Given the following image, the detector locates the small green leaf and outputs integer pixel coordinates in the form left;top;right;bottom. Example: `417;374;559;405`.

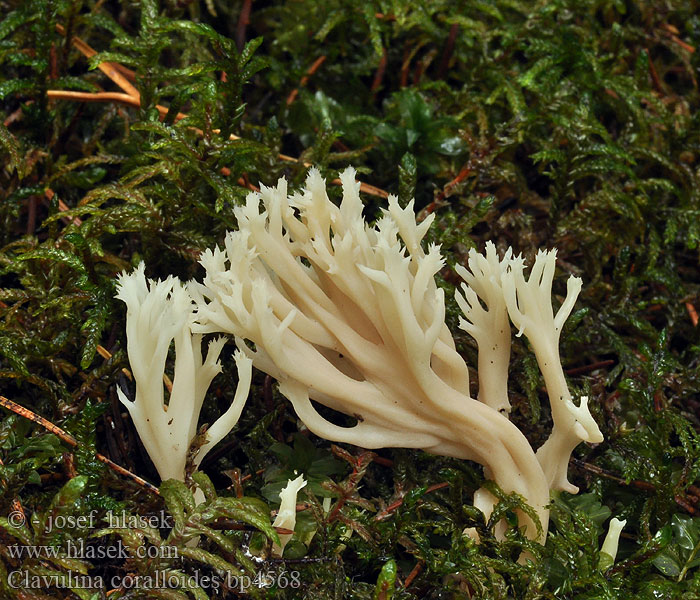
373;559;397;600
0;122;24;179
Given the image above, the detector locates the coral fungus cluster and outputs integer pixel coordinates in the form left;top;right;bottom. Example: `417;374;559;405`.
116;168;602;542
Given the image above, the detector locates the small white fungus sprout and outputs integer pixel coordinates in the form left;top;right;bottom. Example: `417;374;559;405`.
271;474;307;557
599;517;627;570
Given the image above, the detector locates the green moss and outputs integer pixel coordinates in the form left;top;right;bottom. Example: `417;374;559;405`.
1;0;700;597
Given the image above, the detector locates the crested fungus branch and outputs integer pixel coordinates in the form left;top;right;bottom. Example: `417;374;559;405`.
115;263;252;487
455;242;513;414
501;250;603;493
188;168;587;542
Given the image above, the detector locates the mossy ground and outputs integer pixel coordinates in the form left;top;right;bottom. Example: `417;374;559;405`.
1;1;700;598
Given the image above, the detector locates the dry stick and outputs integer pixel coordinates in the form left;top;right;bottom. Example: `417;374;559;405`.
25;196;37;235
51;90;383;198
371;48;388;95
374;482;450;522
436;23;459;80
235;0;253;52
3;103;27;127
434;163;472;204
0;395;160;496
48;188;83;227
570;457;696;514
417;161;475;221
403;560;424;589
52;25;389;199
45;100;251;194
645;48;665;94
97;343;172;395
666;33;696;54
564;359;615;376
47;90;140;108
110;62;136;83
54;24;140;100
400;44;412;87
286;55;327;105
662;23;680;35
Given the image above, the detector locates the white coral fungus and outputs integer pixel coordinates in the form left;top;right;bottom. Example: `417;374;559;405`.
115;263;252;485
187;168;603;542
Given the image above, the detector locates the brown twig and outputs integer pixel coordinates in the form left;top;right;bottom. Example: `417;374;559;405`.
374;482;449;521
0;395;78;446
286;55;327;105
55;23;140;100
52;24;391;199
93;454;158;495
675;495;697;514
571;457;696;514
400;44;411;88
332;177;389;199
412;48;438;86
223;467;265;497
111;62;136;83
434;163;472;204
47;89;141;108
235;0;253;52
25;196;37;235
96;344;130;380
371;48;388;95
437;24;459;79
571;458;654;491
667;34;695;54
565;360;615;376
53;191;83;227
645;48;665;94
235;171;260;193
372;455;394;467
48;87;187;126
3;103;28;127
685;302;698;327
403;560;424;589
0;395;159;496
662;23;680;35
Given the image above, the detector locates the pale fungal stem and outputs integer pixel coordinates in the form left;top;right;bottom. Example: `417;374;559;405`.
501;250;603;493
455;241;513;414
115;264;252;495
271;474;307;557
599;517;627;570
